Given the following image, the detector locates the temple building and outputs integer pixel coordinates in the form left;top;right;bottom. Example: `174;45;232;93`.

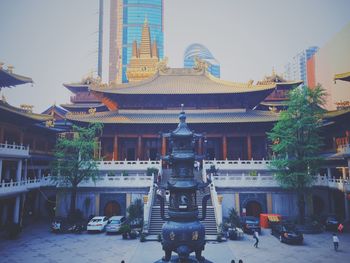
0;64;60;228
126;19;160;83
60;75;107;114
1;59;349;236
257;70;303;111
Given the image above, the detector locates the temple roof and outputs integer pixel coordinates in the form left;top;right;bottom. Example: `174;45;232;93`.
66;108;280;124
42;104;68;118
334;71;350;82
60;103;107;110
0;99;52;122
0;66;33;88
91;68;276;95
63;82;89;93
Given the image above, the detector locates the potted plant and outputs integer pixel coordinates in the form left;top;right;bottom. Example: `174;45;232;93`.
120;224;131;239
129;229;138;239
140;232;146;242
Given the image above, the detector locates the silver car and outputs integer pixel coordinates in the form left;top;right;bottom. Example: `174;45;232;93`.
106;216;126;234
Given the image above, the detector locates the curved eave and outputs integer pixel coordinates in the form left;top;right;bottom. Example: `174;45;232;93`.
63;83;90;93
60;103;106;110
90;69;276;95
334;72;350;82
275;80;303;90
0;69;33;88
66;109;280;124
0;101;52;122
323;109;350;119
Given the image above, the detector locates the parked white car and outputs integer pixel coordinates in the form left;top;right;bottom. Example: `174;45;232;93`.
87;216;109;232
106;216;126;234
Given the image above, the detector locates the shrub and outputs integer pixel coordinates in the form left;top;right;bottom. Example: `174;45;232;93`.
147;167;159;177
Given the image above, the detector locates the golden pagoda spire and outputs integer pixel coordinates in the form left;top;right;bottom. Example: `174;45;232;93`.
139;17;152;58
152;41;158;58
132;40;138;58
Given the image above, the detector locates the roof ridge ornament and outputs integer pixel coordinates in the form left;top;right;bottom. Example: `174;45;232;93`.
156;57;169;73
193;57;208;72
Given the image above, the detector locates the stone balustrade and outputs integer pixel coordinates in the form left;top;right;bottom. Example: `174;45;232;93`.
75;174;154;188
96;159;162;174
203;159;271;171
0;142;29;158
212;173;350;191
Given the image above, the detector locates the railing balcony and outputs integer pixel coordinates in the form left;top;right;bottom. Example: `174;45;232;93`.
0;142;29;158
76;174;154;188
96;159;162;173
211;173;350;192
203;159;271;171
0;180;27;197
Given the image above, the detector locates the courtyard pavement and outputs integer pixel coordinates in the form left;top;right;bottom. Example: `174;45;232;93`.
0;222;349;263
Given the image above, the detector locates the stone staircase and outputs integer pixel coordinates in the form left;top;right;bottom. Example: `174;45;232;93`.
148;170;218;235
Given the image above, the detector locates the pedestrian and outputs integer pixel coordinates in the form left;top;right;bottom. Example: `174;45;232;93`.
253;230;259;248
333;233;339;251
231;260;235;263
238;260;243;263
338;223;344;233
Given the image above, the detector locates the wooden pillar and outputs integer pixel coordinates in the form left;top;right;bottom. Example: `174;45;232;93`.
198;138;203;155
137;136;142;160
266;193;273;213
222;136;227;160
0;126;4;143
113;135;118;160
95;193;100;216
161;137;166;156
19;131;24;145
247;135;252;160
235;193;240;215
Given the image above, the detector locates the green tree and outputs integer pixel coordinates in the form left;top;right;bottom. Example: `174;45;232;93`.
51;123;103;216
268;86;326;224
127;198;144;227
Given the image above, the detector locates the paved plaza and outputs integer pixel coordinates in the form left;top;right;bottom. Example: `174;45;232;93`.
0;222;349;263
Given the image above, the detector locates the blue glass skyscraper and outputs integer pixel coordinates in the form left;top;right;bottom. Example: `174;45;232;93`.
184;43;220;78
109;0;164;83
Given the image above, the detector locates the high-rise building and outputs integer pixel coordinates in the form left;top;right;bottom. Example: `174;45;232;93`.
283;46;319;84
183;43;220;78
109;0;164;84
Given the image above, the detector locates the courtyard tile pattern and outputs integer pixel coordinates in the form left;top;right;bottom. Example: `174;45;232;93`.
0;223;349;263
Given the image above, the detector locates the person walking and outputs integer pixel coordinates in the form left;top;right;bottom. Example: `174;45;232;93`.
333;233;339;251
253;230;259;248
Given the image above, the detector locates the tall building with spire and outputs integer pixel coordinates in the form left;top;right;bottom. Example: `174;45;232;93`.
109;0;164;84
126;19;159;82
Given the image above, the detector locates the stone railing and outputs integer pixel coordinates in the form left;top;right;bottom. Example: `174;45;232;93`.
142;183;155;234
0;142;29;158
76;174;154;188
203;159;271;171
96;159;162;174
0;177;53;197
211;173;350;192
209;181;222;231
212;173;279;188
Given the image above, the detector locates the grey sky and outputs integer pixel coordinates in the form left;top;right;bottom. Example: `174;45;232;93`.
1;0;350;113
